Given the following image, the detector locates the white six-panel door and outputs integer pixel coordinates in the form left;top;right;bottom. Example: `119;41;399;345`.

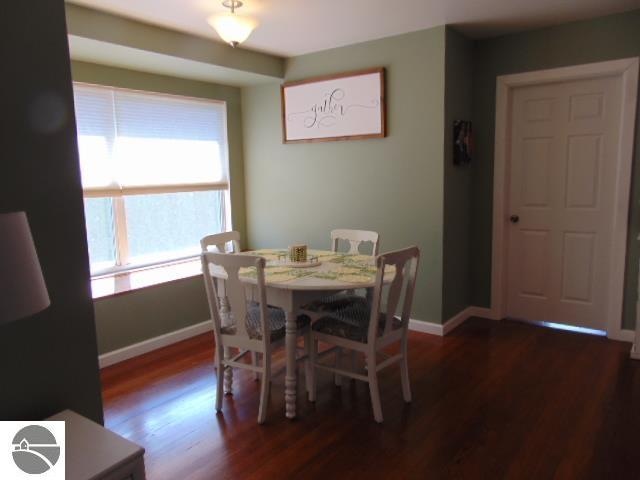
506;76;622;330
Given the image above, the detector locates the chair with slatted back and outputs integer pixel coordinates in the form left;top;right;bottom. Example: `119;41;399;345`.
307;246;420;423
202;252;310;424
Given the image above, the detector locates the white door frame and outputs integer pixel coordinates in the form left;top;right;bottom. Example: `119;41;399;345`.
490;57;639;340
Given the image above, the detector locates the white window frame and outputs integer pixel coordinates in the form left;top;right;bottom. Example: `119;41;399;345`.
74;82;233;277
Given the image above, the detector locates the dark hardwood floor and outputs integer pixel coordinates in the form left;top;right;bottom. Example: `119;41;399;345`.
100;318;640;479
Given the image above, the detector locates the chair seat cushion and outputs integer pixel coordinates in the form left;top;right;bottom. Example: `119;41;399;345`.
312;304;402;343
302;292;369;313
221;303;310;342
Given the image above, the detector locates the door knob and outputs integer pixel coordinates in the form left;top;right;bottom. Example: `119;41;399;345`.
510;215;520;224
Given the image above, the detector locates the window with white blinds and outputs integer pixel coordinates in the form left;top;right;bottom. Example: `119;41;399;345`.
74;83;229;197
73;82;230;277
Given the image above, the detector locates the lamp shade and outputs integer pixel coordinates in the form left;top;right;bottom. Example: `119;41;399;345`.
0;212;50;323
208;13;257;46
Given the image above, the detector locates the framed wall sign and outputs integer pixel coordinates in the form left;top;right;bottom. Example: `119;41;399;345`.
281;67;386;143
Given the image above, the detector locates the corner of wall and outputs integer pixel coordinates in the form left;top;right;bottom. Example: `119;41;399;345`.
442;26;475;321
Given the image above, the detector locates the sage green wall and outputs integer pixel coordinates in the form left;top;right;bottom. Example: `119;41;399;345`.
471;10;640;329
242;27;446;323
93;277;209;354
71;61;245;353
442;28;474;320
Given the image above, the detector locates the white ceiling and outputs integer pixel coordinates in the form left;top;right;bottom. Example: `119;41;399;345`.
68;0;640;57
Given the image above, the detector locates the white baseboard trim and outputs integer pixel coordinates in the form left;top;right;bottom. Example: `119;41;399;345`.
99;320;213;368
467;306;500;320
408;318;445;336
99;309;631;366
607;328;635;343
103;312;473;367
443;306;473;335
408;305;495;337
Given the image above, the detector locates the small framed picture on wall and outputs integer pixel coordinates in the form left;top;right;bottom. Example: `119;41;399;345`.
453;120;473;165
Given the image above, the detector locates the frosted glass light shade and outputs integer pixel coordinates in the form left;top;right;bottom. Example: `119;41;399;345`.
208;13;257;46
0;212;50;323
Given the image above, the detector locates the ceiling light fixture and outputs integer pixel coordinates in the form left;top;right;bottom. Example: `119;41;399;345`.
208;0;257;48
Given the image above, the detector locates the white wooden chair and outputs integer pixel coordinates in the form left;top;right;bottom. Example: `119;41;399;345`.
201;231;264;377
330;229;380;255
202;252;311;424
303;229;381;385
200;231;241;253
307;246;420;423
304;229;380;313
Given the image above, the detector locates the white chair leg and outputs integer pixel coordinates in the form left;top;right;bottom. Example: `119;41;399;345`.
257;354;271;424
309;338;317;402
367;353;383;423
252;351;259;381
400;336;412;403
334;347;343;387
215;351;224;412
304;329;312;393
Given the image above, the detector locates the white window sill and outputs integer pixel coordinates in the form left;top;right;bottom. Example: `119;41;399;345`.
91;258;202;300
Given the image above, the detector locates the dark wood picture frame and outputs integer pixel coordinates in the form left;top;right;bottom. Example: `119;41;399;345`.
281;67;386;144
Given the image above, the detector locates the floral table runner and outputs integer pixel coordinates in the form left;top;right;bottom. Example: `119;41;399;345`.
239;249;382;284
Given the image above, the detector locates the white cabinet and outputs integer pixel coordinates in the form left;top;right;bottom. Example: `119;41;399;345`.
47;410;145;480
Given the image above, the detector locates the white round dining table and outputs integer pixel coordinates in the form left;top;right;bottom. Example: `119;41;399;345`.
209;249;386;419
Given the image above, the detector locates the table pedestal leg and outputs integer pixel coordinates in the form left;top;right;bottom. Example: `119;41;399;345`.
285;310;297;419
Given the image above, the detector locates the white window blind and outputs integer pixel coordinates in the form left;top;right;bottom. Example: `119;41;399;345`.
73;83;229;197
